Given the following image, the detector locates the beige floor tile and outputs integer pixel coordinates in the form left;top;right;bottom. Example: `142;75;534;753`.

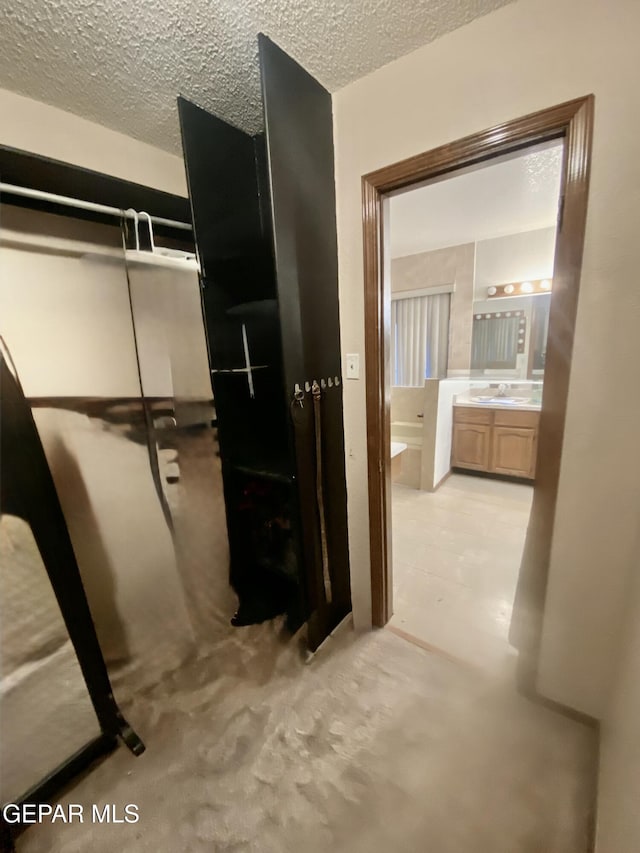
390;604;519;671
391;473;533;672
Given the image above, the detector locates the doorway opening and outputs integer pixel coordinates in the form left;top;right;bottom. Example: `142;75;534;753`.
387;140;561;671
363;98;593;687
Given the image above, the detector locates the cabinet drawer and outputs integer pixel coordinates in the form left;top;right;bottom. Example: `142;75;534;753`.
453;406;493;425
493;409;540;428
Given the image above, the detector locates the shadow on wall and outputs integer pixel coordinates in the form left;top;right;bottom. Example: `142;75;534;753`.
47;433;130;666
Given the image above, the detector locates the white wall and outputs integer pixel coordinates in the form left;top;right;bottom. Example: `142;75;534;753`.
34;407;196;676
1;218;210;405
0;218;200;678
127;262;212;402
0;89;187;196
334;0;640;716
0;243;142;397
433;380;471;486
0;89;192;398
0;96;220;683
474;227;557;296
596;533;640;852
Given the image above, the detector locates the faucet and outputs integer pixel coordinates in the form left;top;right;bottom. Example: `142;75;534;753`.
496;383;510;397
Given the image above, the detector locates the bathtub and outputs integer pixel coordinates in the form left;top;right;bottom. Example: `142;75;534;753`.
390;440;408;482
390;420;423;447
391;441;408;458
390;421;423;488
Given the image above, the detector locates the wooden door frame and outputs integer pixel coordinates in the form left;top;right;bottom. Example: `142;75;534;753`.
362;97;594;666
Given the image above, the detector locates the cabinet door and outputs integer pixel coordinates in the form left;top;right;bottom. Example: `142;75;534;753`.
491;427;537;478
452;423;491;471
260;35;351;648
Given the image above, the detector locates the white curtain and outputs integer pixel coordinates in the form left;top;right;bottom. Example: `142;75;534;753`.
391;293;450;386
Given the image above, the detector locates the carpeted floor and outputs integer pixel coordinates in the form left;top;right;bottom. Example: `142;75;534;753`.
17;622;596;853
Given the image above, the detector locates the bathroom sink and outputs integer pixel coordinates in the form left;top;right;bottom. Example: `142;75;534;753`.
471;396;531;405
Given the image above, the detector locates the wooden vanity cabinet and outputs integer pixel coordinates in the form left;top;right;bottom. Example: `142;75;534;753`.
452;406;539;479
451;408;492;472
492;426;537;477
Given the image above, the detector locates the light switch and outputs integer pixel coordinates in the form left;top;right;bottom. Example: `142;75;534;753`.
346;353;360;379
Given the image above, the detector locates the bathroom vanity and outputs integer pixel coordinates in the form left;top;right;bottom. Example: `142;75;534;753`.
452;401;540;480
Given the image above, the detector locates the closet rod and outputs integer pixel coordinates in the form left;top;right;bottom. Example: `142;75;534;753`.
0;182;192;231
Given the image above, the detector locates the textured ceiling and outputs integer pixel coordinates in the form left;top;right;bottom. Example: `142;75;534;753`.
390;142;564;257
0;0;513;155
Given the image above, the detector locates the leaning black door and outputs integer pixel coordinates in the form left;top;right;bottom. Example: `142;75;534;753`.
177;97;287;468
259;35;352;645
177;98;308;632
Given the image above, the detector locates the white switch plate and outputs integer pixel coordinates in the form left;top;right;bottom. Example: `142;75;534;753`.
346;353;360;379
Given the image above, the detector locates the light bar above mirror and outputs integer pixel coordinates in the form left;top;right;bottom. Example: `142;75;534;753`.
487;279;552;298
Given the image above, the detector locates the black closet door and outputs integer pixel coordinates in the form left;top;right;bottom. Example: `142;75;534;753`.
177;97;305;630
177;98;289;466
177;97;263;281
259;35;352;646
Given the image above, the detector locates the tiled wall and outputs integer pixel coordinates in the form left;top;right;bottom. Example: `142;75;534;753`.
391;242;475;374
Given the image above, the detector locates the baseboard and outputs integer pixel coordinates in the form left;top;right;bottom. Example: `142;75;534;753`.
305;612;353;663
520;685;599;729
385;623;477;671
587;732;600;853
430;469;452;492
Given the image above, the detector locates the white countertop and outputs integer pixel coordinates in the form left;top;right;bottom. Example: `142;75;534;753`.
454;400;541;412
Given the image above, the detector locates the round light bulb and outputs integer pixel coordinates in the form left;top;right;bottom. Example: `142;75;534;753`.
504;284;514;294
488;286;497;296
521;281;533;293
541;279;552;290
